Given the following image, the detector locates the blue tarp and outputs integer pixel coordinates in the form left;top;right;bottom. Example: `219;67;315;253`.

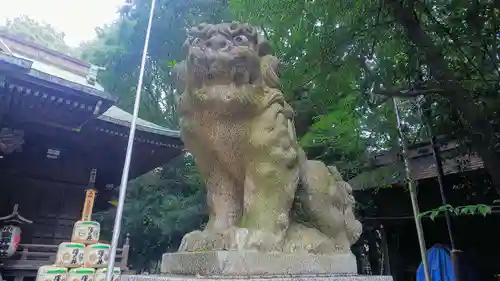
416;244;476;281
416;244;455;281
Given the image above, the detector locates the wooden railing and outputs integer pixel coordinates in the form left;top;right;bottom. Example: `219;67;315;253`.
0;234;130;281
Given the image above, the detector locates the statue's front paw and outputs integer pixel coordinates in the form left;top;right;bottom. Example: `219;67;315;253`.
178;230;231;252
178;227;284;252
222;227;249;250
283;223;348;254
241;229;285;252
222;227;285;252
178;230;211;252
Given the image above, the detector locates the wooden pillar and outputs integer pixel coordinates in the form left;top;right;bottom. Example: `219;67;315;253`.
380;224;391;275
119;233;131;271
361;238;372;275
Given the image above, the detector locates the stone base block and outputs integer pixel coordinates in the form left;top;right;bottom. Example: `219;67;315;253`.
122;274;393;281
161;251;358;276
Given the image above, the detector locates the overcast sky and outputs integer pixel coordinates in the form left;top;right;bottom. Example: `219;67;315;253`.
0;0;124;47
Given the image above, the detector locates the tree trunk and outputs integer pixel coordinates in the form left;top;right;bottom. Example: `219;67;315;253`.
384;0;500;194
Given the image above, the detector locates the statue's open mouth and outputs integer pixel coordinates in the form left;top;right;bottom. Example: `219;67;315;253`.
186;46;262;87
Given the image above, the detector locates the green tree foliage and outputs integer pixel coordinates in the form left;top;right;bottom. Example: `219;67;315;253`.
230;0;405;177
96;155;206;271
230;0;500;192
1;15;75;56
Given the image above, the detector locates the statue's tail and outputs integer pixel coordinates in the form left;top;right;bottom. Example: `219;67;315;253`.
287;113;362;246
297;147;362;246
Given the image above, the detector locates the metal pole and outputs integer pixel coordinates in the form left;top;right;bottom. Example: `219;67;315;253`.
430;136;465;281
105;0;156;280
392;98;432;281
419;100;464;281
429;136;456;247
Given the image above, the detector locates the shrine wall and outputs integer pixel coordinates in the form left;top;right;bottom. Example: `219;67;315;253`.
0;175;87;245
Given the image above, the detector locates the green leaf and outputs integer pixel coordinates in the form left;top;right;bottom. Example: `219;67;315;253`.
418;210;433;218
430;210;440;220
478;205;491;217
461;205;478;215
438;204;453;212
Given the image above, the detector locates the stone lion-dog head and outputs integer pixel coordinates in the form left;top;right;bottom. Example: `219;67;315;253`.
174;22;281;93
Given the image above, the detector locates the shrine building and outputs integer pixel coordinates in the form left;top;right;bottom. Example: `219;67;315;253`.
0;32;183;280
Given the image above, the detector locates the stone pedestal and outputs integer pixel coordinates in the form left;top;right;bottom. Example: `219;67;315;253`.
127;251;394;281
161;251;357;276
122;274;393;281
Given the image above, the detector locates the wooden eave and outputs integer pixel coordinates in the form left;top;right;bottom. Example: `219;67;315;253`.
0;120;183;189
91;120;182;150
0;78;112;130
0;51;118;130
348;138;485;191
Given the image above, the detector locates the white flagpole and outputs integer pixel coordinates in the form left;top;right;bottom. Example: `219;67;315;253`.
105;0;157;280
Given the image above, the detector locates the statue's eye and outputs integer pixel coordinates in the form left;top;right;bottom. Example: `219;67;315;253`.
192;38;201;46
233;35;249;45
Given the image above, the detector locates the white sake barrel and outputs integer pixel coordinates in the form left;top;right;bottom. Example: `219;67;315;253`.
68;268;95;281
95;267;121;281
55;242;85;267
84;243;111;268
36;266;67;281
71;221;100;244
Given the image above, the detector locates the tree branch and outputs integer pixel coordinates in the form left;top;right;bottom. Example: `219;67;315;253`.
417;1;489;83
373;87;443;98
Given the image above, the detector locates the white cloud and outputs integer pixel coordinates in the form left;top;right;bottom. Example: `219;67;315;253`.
0;0;124;46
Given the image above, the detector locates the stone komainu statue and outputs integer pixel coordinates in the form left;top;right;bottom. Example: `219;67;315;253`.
173;22;362;254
